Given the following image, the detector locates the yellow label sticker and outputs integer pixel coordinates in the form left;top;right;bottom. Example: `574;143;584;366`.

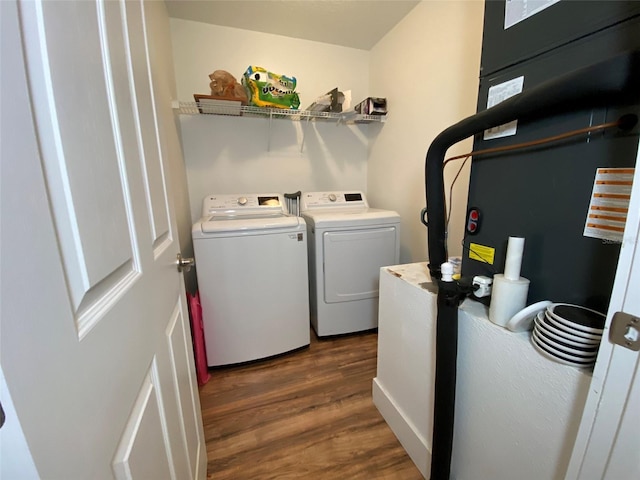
468;243;495;265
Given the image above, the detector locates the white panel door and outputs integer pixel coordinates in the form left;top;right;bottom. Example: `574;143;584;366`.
566;141;640;479
0;0;205;478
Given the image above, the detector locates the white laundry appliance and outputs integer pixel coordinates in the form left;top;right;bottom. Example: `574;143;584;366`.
192;193;310;366
301;191;400;336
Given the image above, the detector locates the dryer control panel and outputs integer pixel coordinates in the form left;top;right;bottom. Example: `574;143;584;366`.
301;191;369;211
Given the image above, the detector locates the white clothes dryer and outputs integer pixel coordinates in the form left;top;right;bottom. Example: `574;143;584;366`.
192;193;310;366
301;191;400;337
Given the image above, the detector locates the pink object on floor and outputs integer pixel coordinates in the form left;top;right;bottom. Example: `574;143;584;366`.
187;291;210;386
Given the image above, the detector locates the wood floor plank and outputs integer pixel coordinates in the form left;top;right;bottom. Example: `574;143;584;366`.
199;330;423;479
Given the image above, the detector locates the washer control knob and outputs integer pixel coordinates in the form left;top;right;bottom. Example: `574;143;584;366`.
328;193;337;202
237;196;248;206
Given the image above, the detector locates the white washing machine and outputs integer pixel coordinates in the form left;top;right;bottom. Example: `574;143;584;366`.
192;193;310;366
301;191;400;337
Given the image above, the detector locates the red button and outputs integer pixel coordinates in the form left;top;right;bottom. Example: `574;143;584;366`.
468;222;477;232
470;210;479;221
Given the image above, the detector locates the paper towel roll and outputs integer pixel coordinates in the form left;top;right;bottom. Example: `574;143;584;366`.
489;274;530;327
504;237;525;281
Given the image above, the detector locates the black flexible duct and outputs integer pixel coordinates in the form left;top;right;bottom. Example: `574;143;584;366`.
425;50;640;480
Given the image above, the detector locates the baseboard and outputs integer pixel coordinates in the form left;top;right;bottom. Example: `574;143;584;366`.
372;378;430;478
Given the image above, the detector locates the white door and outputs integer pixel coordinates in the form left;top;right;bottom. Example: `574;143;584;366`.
0;0;206;478
566;140;640;479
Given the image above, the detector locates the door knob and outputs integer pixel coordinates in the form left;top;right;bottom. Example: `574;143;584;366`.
176;253;195;273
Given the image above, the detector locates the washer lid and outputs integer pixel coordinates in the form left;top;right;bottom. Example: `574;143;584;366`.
302;208;400;228
200;213;302;233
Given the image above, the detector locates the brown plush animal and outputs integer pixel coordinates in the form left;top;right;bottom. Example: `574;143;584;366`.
209;70;248;103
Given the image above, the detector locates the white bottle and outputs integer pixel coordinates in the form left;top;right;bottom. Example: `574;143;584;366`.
489;237;530;327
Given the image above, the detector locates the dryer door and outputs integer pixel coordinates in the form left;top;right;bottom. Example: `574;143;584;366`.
323;226;398;303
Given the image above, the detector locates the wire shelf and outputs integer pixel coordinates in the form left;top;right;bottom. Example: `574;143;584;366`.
175;101;386;124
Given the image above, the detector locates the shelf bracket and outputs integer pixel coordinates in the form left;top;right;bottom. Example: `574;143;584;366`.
300;116;312;154
267;110;273;152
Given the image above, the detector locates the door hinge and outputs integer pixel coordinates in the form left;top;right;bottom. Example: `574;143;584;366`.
610;311;640;351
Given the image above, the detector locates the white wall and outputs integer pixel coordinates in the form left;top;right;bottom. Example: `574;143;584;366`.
170;19;373;222
171;19;371;110
374;265;591;479
368;1;484;263
179;114;370;222
169;5;484;254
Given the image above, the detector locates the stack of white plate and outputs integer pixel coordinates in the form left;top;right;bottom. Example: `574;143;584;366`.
531;303;605;368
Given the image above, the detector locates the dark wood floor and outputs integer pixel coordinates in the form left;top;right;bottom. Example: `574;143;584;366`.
198;330;423;479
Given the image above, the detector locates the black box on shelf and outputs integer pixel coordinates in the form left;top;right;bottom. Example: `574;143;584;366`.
354;97;387;115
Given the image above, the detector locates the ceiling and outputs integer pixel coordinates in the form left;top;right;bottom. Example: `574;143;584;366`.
164;0;421;50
